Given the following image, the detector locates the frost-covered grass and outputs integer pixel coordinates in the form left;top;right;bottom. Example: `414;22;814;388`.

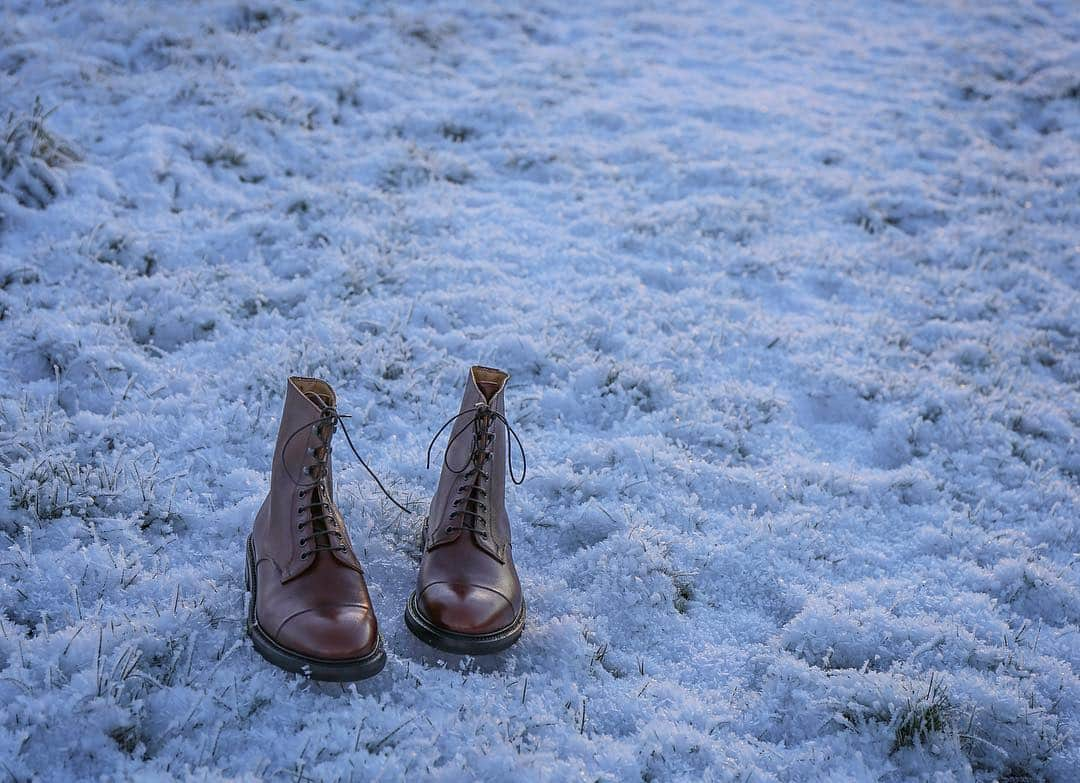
1;97;80;212
1;0;1078;780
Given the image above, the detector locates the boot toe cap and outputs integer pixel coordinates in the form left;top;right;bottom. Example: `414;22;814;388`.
418;582;517;635
275;604;379;661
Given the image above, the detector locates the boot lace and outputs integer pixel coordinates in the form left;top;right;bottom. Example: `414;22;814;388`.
425;402;526;539
282;405;414;559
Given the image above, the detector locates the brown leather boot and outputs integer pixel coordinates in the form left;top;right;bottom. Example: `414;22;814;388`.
246;376;397;680
405;366;527;654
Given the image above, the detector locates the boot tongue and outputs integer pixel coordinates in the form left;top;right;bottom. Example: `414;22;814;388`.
476;380;501;401
464;408;493;527
303;391;335;549
306;391;334;408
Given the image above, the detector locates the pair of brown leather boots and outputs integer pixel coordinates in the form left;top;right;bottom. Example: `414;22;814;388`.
245;366;526;681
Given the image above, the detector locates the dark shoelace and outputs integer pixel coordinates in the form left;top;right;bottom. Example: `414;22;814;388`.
281;406;414;558
425;401;526;536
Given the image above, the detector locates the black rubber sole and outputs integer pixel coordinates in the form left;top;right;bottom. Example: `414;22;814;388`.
404;590;525;655
245;536;386;682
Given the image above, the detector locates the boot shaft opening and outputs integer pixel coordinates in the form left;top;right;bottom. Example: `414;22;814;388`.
471;366;508;403
291;376;336;409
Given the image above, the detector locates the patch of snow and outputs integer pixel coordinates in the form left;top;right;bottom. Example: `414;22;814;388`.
1;0;1078;780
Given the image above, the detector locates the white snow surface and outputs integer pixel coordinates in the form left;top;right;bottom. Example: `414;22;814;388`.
1;0;1079;780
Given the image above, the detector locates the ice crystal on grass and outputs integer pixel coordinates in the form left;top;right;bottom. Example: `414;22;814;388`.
892;674;953;753
0;98;79;210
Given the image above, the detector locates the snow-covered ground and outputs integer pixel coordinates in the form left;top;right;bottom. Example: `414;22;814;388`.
1;0;1078;779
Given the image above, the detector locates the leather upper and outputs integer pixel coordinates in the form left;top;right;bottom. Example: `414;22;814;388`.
416;366;523;634
251;376;378;660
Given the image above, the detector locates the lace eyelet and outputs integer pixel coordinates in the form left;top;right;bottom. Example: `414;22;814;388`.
300;552;309;559
299;489;306;497
297;522;304;530
299;537;307;546
445;526;453;533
